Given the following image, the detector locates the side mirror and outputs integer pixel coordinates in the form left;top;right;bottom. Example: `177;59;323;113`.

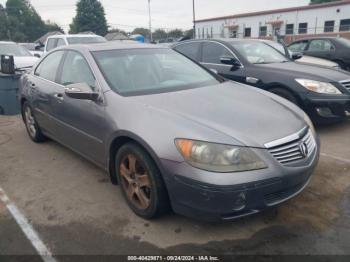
1;55;15;74
291;52;303;60
220;56;241;67
34;53;41;58
64;83;99;101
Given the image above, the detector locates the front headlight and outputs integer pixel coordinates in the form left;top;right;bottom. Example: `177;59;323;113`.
295;79;341;94
304;113;316;136
175;139;267;172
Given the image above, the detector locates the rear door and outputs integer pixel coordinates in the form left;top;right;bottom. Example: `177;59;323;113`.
29;50;65;134
200;41;246;83
55;50;106;165
304;39;335;60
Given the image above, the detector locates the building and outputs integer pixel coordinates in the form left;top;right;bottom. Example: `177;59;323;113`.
194;0;350;43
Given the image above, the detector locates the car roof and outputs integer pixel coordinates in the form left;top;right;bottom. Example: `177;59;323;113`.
55;42;167;52
47;34;103;39
0;41;16;44
173;38;268;46
291;36;339;42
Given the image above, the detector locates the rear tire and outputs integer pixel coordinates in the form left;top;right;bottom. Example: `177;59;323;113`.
115;142;169;219
22;102;47;143
269;87;299;105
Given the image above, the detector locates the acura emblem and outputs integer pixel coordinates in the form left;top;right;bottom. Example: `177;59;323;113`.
299;142;308;158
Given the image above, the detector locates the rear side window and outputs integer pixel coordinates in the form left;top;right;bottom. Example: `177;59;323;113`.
288;41;308;52
56;39;66;48
60;51;96;89
46;39;57;52
174;42;201;61
308;39;334;52
202;42;233;64
35;51;64;82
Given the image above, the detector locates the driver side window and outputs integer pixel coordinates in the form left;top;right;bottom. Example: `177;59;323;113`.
60;51;96;90
202;42;234;64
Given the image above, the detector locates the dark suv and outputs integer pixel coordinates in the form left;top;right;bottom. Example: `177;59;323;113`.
173;39;350;123
288;37;350;71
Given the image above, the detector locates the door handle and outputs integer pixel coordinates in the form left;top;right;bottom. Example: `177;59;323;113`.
54;93;64;101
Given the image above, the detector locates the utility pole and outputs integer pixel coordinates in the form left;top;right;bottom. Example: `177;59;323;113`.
148;0;153;42
193;0;196;39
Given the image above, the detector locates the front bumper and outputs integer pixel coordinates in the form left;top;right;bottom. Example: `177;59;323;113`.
161;138;320;222
303;93;350;123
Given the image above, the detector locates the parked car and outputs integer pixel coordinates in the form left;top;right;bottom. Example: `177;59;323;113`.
44;34;107;53
19;43;44;58
288;37;350;71
0;41;39;70
261;40;340;69
19;43;319;221
172;39;350;123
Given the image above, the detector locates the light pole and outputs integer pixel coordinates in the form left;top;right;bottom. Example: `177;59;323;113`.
148;0;153;42
193;0;196;39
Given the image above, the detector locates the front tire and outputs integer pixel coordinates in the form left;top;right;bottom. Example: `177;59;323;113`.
115;142;169;219
22;102;47;143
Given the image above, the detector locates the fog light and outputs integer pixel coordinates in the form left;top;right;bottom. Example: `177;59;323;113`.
232;192;246;211
316;107;333;117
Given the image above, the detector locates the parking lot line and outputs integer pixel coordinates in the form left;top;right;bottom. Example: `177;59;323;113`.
0;187;57;262
321;153;350;164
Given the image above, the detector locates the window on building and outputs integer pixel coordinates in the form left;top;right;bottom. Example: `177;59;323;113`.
206;28;209;38
340;19;350;31
259;26;267;37
244;28;251;37
230;30;237;38
286;24;294;35
211;27;213;38
324;21;335;32
298;23;308;34
197;28;200;39
202;28;204;38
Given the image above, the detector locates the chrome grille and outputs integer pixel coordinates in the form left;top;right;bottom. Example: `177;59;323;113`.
340;79;350;92
266;129;316;165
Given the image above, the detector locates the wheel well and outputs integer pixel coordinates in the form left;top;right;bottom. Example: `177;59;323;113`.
108;136;166;188
266;85;302;107
20;98;27;120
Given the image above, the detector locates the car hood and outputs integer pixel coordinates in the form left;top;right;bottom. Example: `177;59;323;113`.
133;82;306;148
257;61;350;82
14;56;38;69
297;56;338;68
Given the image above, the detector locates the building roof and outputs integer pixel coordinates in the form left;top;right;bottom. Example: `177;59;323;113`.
195;0;350;23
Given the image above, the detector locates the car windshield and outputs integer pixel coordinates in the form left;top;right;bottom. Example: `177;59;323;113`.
67;36;107;44
337;38;350;47
0;43;32;57
230;41;289;64
93;48;219;95
264;41;287;56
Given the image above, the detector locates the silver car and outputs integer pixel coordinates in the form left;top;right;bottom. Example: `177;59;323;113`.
19;43;320;221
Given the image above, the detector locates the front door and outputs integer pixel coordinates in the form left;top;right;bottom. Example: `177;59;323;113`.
200;41;246;83
55;50;106;166
304;39;335;60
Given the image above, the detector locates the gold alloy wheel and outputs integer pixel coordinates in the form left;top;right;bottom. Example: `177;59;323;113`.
119;154;152;210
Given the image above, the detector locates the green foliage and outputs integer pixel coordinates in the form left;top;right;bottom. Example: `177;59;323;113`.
167;29;184;39
153;29;167;41
184;29;194;39
310;0;340;4
0;0;63;42
132;28;151;39
69;0;108;36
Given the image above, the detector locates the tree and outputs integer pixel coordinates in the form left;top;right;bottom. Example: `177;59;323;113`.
152;29;167;41
167;29;183;39
183;29;194;39
310;0;340;4
0;4;9;40
6;0;47;42
69;0;108;36
132;28;151;39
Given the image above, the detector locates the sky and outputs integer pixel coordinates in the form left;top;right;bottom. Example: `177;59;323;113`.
0;0;310;32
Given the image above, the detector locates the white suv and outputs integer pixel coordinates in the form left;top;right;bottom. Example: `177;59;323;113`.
44;34;107;53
